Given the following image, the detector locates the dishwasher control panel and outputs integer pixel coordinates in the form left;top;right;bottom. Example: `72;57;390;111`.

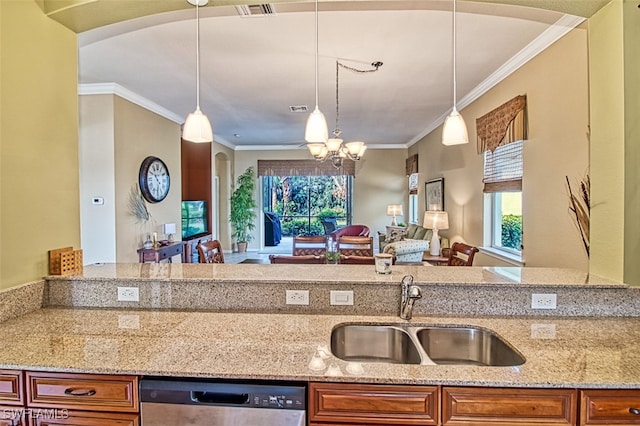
140;378;306;410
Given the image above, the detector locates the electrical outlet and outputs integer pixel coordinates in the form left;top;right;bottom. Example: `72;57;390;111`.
330;290;354;306
531;293;557;309
286;290;309;305
117;287;139;302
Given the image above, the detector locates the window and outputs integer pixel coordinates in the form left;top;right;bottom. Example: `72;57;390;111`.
408;173;419;224
483;140;523;261
262;175;353;236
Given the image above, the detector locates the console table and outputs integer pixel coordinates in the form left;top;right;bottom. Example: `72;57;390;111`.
137;242;185;263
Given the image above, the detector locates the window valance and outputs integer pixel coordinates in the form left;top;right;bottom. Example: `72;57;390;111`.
257;159;355;177
405;154;418;176
476;94;528;154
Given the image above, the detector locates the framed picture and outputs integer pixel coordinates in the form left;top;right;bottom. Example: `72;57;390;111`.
425;178;444;211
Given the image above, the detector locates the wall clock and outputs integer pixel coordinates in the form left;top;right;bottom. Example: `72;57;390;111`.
139;156;170;203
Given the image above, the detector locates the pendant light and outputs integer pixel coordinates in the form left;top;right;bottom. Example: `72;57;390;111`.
442;0;469;146
183;0;213;143
304;0;328;143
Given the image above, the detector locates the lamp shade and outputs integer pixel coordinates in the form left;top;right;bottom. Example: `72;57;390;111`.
442;108;469;146
387;204;403;216
423;211;449;230
163;223;177;235
183;108;213;143
305;107;329;143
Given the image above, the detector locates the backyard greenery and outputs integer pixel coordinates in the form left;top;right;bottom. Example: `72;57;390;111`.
501;214;522;251
263;175;350;236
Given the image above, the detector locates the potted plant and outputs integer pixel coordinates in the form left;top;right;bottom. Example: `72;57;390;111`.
230;166;257;253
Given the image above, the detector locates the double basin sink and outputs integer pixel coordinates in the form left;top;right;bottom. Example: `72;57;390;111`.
331;323;525;366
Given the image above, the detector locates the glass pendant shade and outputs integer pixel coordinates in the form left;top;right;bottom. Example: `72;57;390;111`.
442;107;469;146
325;137;343;152
305;107;329;143
307;143;325;156
345;141;364;156
183;107;213;143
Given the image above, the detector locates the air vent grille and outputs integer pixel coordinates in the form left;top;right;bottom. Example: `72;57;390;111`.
235;4;276;17
289;105;308;113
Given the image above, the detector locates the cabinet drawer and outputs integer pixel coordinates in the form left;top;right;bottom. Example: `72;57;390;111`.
0;370;24;405
580;389;640;425
29;410;139;426
443;387;577;425
26;373;137;413
1;404;26;426
309;382;439;425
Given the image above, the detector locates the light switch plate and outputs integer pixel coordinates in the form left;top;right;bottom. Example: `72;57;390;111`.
330;290;354;306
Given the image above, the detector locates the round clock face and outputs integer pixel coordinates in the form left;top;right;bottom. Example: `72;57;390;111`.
139;156;170;203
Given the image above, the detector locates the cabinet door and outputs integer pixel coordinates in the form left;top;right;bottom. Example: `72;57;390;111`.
309;382;439;425
442;387;577;425
29;410;139;426
26;373;137;413
580;389;640;425
0;371;24;406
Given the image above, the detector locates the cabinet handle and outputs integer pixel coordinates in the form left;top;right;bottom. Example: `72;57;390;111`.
629;407;640;415
64;387;97;397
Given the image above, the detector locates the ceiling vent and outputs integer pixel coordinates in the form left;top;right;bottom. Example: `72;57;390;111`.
289;105;308;113
235;4;276;17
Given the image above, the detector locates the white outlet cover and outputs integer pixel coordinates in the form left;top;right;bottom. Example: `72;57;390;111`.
285;290;309;305
531;293;557;309
117;287;139;302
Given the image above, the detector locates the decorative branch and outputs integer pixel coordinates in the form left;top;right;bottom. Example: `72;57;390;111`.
128;184;151;223
566;174;590;257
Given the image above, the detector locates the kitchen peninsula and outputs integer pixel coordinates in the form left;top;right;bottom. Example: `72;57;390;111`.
1;264;639;425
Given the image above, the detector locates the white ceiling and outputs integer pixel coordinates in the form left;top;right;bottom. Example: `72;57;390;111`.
78;0;583;150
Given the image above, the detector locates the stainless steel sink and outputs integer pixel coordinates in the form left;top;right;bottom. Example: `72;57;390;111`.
330;324;525;366
330;325;422;364
416;326;525;366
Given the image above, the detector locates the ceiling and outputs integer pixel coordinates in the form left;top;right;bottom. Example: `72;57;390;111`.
77;0;587;150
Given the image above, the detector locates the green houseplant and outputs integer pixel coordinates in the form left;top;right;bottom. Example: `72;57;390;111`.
230;166;257;252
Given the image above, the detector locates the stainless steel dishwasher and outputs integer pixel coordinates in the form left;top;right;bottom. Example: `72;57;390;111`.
139;378;306;426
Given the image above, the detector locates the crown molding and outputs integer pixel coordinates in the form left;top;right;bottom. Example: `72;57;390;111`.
234;143;409;151
407;14;585;147
79;82;185;124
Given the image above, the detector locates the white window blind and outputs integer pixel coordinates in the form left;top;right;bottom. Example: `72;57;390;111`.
483;140;523;193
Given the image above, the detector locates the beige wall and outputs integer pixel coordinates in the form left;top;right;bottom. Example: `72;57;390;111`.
213;143;234;250
234;148;407;249
0;1;79;289
113;97;182;262
79;95;182;263
409;24;590;270
79;95;117;264
588;1;625;281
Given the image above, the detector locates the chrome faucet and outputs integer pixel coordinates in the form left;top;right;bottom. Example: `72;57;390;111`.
400;275;422;320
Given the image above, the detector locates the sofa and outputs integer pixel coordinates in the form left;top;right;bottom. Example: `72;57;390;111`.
331;224;370;241
379;223;449;263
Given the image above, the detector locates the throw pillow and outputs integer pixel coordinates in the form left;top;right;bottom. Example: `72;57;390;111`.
386;228;407;243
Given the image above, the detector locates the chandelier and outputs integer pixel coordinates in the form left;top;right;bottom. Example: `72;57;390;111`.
307;60;382;168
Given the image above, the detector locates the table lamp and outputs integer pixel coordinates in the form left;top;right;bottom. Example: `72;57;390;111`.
386;205;403;226
164;223;177;242
423;211;449;256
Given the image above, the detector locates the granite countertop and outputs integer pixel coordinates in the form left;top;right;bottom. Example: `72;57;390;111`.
0;307;639;389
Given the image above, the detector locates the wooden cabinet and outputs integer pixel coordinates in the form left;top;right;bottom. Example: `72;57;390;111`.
309;382;439;425
1;370;25;426
23;372;138;426
29;410;139;426
580;389;640;425
442;387;577;425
